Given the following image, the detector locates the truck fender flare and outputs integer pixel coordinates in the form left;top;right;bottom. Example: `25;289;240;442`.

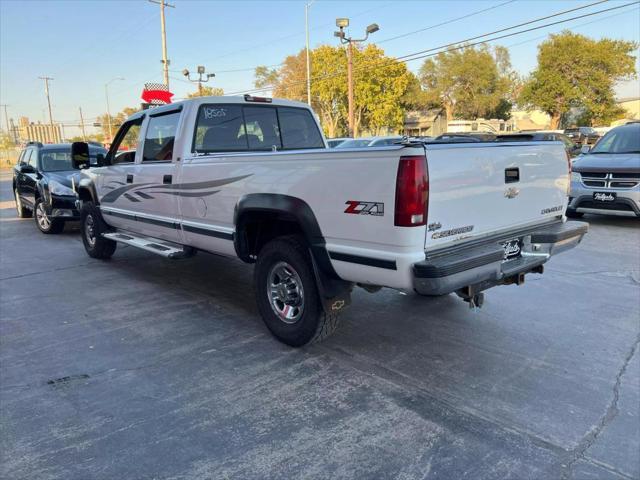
234;193;352;308
76;178;99;205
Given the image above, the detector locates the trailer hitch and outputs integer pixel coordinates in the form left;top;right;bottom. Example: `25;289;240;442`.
456;285;485;309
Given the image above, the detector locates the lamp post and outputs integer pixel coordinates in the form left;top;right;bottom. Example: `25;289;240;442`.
105;77;124;142
305;1;315;106
334;19;379;137
183;66;215;96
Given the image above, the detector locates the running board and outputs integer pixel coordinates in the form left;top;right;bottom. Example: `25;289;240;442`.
102;232;192;259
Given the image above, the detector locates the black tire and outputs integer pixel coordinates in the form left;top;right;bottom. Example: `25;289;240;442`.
254;235;341;347
566;209;584;219
14;188;31;218
80;201;117;259
34;198;64;234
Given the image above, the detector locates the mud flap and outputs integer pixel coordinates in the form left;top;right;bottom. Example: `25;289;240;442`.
309;250;353;314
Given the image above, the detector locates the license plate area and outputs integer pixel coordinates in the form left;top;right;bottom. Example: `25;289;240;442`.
593;192;616;202
501;238;522;262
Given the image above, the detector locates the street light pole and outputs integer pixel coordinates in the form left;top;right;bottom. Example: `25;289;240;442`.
334;19;379;137
182;66;215;96
105;77;125;142
305;1;315;106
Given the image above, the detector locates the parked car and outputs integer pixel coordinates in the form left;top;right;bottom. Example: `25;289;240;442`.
564;127;599;145
13;142;107;233
567;122;640;218
334;138;373;148
326;137;351;148
70;95;586;346
497;132;581;157
368;136;404;146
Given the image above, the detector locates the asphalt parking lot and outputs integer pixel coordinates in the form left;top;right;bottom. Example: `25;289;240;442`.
0;170;638;480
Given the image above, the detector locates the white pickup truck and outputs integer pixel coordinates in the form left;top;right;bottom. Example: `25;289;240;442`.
71;95;587;346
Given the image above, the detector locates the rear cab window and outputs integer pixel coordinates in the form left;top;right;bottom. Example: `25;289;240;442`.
193;103;324;154
143;110;181;162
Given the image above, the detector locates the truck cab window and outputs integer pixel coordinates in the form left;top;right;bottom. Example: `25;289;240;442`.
243;107;281;150
278;107;324;149
111;119;142;165
143;111;180;162
194;105;247;153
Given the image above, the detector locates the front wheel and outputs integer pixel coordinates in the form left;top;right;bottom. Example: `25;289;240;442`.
254;235;341;347
34;198;64;234
80;201;117;259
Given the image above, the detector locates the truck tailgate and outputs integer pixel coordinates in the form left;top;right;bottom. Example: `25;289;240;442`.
424;142;570;250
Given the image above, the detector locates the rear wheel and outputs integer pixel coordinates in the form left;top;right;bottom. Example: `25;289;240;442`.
14;188;31;218
254;235;341;347
34;198;64;234
80;201;116;259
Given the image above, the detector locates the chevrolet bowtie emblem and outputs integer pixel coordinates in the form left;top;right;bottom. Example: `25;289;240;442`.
504;187;520;199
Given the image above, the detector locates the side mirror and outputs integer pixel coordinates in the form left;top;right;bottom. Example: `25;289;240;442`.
18;163;35;174
95;153;105;167
71;142;90;169
580;145;591;154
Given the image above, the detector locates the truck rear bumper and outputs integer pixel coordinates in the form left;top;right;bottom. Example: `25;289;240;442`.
413;221;588;296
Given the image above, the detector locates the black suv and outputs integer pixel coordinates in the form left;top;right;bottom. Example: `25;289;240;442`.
564;127;600;146
13;142;107;233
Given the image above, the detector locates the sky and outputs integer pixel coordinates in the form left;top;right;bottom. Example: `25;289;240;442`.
1;0;639;138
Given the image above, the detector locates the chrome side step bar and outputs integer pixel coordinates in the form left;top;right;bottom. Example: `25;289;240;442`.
102;232;193;259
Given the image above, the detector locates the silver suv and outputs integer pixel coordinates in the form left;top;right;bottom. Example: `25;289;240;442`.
568;122;640;218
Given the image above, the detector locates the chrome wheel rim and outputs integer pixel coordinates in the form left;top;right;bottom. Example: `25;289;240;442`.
14;189;22;215
84;214;96;247
268;261;304;324
36;202;51;230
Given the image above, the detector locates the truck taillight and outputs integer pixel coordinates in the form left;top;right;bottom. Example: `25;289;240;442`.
395;155;428;227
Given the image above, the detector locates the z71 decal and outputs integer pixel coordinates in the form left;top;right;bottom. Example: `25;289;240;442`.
344;201;384;216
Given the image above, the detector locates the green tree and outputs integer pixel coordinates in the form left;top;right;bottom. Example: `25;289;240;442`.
187;85;224;98
419;44;514;121
519;31;637;128
255;44;413;137
97;106;140;144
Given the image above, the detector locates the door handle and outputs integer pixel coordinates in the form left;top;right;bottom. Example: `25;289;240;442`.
163;174;172;185
505;167;519;184
126;174;134;184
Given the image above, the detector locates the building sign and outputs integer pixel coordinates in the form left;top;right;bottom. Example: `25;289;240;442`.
141;83;173;108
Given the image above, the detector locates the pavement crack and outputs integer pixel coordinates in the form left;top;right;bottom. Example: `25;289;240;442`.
0;262;97;281
559;333;640;480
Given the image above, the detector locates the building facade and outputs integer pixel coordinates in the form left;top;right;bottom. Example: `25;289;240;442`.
403;109;447;137
17;117;62;144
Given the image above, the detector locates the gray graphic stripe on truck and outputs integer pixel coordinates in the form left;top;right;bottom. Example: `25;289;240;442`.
101;174;252;203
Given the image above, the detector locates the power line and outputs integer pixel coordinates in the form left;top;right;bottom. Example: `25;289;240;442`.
223;0;638;97
179;2;394;66
376;0;518;44
396;0;610;61
505;4;639;48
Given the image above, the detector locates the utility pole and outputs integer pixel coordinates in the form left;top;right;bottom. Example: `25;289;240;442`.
149;0;175;88
305;1;315;106
334;20;379;137
347;41;354;137
38;76;55;129
79;107;87;141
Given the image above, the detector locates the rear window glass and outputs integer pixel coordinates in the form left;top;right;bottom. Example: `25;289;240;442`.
193;104;323;154
278;107;324;149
